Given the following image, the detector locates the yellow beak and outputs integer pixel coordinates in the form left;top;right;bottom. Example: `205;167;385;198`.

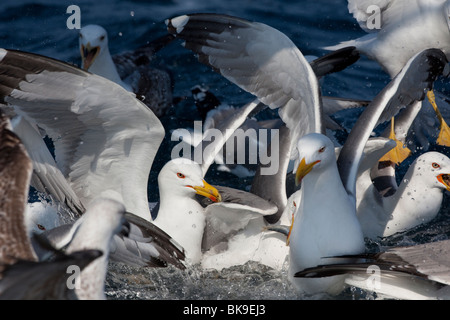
80;43;100;70
189;180;222;202
295;158;320;186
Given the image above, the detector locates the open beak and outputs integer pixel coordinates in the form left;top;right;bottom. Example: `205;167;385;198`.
80;43;100;70
437;174;450;192
189;180;222;202
295;158;320;186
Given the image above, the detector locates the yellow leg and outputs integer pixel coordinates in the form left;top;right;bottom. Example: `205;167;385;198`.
427;90;450;147
379;116;411;165
286;201;296;246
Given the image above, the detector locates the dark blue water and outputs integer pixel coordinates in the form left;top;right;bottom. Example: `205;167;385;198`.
1;0;449;300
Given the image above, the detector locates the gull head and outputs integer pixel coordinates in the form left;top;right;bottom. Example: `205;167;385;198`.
294;133;336;186
158;158;221;202
413;151;450;192
79;24;109;71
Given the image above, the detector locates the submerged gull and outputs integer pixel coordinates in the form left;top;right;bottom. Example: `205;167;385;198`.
166;13;448;295
357;151;450;239
152;157;280;267
79;24;174;117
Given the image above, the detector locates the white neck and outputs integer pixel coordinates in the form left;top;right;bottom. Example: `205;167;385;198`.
154;194;206;265
290;163;364;268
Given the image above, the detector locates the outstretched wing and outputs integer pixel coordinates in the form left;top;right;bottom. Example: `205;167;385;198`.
0;49;165;219
166;13;324;158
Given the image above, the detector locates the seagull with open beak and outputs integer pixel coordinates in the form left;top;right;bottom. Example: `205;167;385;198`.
79;24;131;90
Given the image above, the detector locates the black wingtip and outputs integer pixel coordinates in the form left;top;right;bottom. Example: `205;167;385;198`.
310;46;360;78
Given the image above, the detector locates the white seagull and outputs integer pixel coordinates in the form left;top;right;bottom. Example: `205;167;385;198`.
79;24;174;117
357;151;450;239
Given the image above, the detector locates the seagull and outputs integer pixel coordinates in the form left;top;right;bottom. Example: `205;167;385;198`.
0;110;119;300
165;13;448;295
151;156;282;267
151;157;222;265
79;24;174;117
0;48;186;270
357;151;450;239
324;0;450;158
295;239;450;300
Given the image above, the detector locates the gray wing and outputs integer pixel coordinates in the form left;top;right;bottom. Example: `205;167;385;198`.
250;124;291;224
195;98;264;176
112;33;175;118
166;13;325;157
390;239;450;286
37;213;186;270
0;48;165;218
337;48;449;203
295;239;450;287
201;185;278;251
116;212;186;270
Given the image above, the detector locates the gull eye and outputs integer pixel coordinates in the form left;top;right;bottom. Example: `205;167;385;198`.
318;146;326;153
177;172;185;179
432;162;440;169
99;35;105;41
37;224;46;231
